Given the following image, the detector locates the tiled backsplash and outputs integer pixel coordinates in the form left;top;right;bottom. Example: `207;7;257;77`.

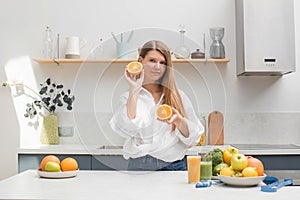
224;112;300;144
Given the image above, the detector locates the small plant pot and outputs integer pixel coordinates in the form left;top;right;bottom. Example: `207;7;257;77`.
40;113;59;144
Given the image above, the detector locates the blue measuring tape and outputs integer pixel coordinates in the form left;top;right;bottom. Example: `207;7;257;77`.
261;176;293;192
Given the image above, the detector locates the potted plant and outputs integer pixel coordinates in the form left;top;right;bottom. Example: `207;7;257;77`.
2;78;75;144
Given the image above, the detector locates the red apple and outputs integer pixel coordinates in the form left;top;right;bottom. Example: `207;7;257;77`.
231;154;248;171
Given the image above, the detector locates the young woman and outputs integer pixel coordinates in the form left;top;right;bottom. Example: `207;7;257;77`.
110;40;204;171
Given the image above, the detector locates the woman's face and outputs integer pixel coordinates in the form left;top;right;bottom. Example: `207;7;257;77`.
139;50;167;84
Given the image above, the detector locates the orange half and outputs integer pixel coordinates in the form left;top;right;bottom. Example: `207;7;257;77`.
156;104;172;120
127;61;143;75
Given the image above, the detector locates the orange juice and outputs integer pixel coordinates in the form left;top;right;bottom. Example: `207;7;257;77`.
187;156;201;183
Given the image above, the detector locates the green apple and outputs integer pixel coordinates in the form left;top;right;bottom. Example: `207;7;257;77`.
231;154;248;171
45;162;61;172
213;163;228;176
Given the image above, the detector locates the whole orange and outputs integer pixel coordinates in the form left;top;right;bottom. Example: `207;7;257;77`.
60;157;78;171
40;155;60;171
247;156;264;176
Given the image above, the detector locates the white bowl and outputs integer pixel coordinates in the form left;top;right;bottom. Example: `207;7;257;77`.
218;174;266;186
37;169;78;179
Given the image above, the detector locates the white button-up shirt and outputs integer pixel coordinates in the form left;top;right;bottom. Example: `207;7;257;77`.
109;88;204;162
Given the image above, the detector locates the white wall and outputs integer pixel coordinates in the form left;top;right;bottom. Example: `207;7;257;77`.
0;0;299;180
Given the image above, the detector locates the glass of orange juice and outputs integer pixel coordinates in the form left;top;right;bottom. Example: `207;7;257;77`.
187;155;201;183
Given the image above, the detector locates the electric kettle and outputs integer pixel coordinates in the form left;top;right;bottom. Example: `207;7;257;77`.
65;36;86;59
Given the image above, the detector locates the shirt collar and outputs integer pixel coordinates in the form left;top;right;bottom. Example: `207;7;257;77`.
141;87;165;105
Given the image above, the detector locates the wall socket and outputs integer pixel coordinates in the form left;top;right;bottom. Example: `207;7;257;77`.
58;126;74;137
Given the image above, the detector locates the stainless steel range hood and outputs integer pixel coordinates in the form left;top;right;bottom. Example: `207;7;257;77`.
235;0;296;76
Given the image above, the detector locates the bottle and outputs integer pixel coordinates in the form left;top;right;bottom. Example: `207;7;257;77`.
198;115;206;146
195;180;212;188
43;26;53;58
174;25;190;59
90;37;103;59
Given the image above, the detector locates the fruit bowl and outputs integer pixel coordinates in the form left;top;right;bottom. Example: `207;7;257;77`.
217;174;266;186
37;169;79;179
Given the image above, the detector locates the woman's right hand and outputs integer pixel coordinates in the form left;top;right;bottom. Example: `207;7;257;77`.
124;67;144;92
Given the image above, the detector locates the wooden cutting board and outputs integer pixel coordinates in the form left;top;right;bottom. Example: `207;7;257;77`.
208;111;224;145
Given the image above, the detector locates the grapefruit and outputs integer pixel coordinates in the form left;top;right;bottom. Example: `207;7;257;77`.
247;156;264;176
40;155;60;171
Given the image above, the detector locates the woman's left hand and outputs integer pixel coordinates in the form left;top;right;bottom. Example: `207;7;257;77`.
158;107;183;127
167;107;184;127
158;107;189;137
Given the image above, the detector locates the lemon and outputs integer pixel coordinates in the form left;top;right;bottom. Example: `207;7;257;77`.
219;166;235;176
242;167;258;177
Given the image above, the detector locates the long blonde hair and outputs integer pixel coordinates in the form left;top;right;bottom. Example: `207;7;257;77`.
139;40;186;131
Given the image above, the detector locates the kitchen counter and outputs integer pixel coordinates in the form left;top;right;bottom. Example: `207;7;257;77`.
18;144;231;155
232;144;300;155
18;144;300;155
18;144;300;172
0;170;298;200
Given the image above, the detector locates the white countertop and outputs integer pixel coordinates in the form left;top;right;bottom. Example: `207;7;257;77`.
17;144;230;155
18;144;300;155
0;170;298;200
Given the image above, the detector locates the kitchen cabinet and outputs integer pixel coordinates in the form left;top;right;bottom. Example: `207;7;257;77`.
18;154;92;172
18;154;129;172
254;155;300;170
19;152;300;172
91;155;129;170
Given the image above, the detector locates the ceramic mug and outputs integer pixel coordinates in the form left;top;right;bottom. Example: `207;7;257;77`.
65;36;87;59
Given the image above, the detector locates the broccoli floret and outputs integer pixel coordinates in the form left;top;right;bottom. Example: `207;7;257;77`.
212;152;223;167
203;148;224;168
212;148;223;155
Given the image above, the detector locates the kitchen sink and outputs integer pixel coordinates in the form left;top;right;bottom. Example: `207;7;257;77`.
231;144;300;150
97;145;123;150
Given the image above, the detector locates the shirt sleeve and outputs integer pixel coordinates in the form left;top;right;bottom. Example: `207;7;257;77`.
109;92;148;139
175;91;204;146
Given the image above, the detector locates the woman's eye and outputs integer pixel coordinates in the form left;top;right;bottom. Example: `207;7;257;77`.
149;59;156;63
160;62;167;66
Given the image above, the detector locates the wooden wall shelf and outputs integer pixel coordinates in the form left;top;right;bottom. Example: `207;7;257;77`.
33;58;230;64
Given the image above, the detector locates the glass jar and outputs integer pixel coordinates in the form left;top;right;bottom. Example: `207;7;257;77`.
174;25;190;59
197;115;206;146
43;26;53;58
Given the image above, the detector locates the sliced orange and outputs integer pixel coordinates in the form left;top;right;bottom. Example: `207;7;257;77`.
126;61;143;75
156;104;172;120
